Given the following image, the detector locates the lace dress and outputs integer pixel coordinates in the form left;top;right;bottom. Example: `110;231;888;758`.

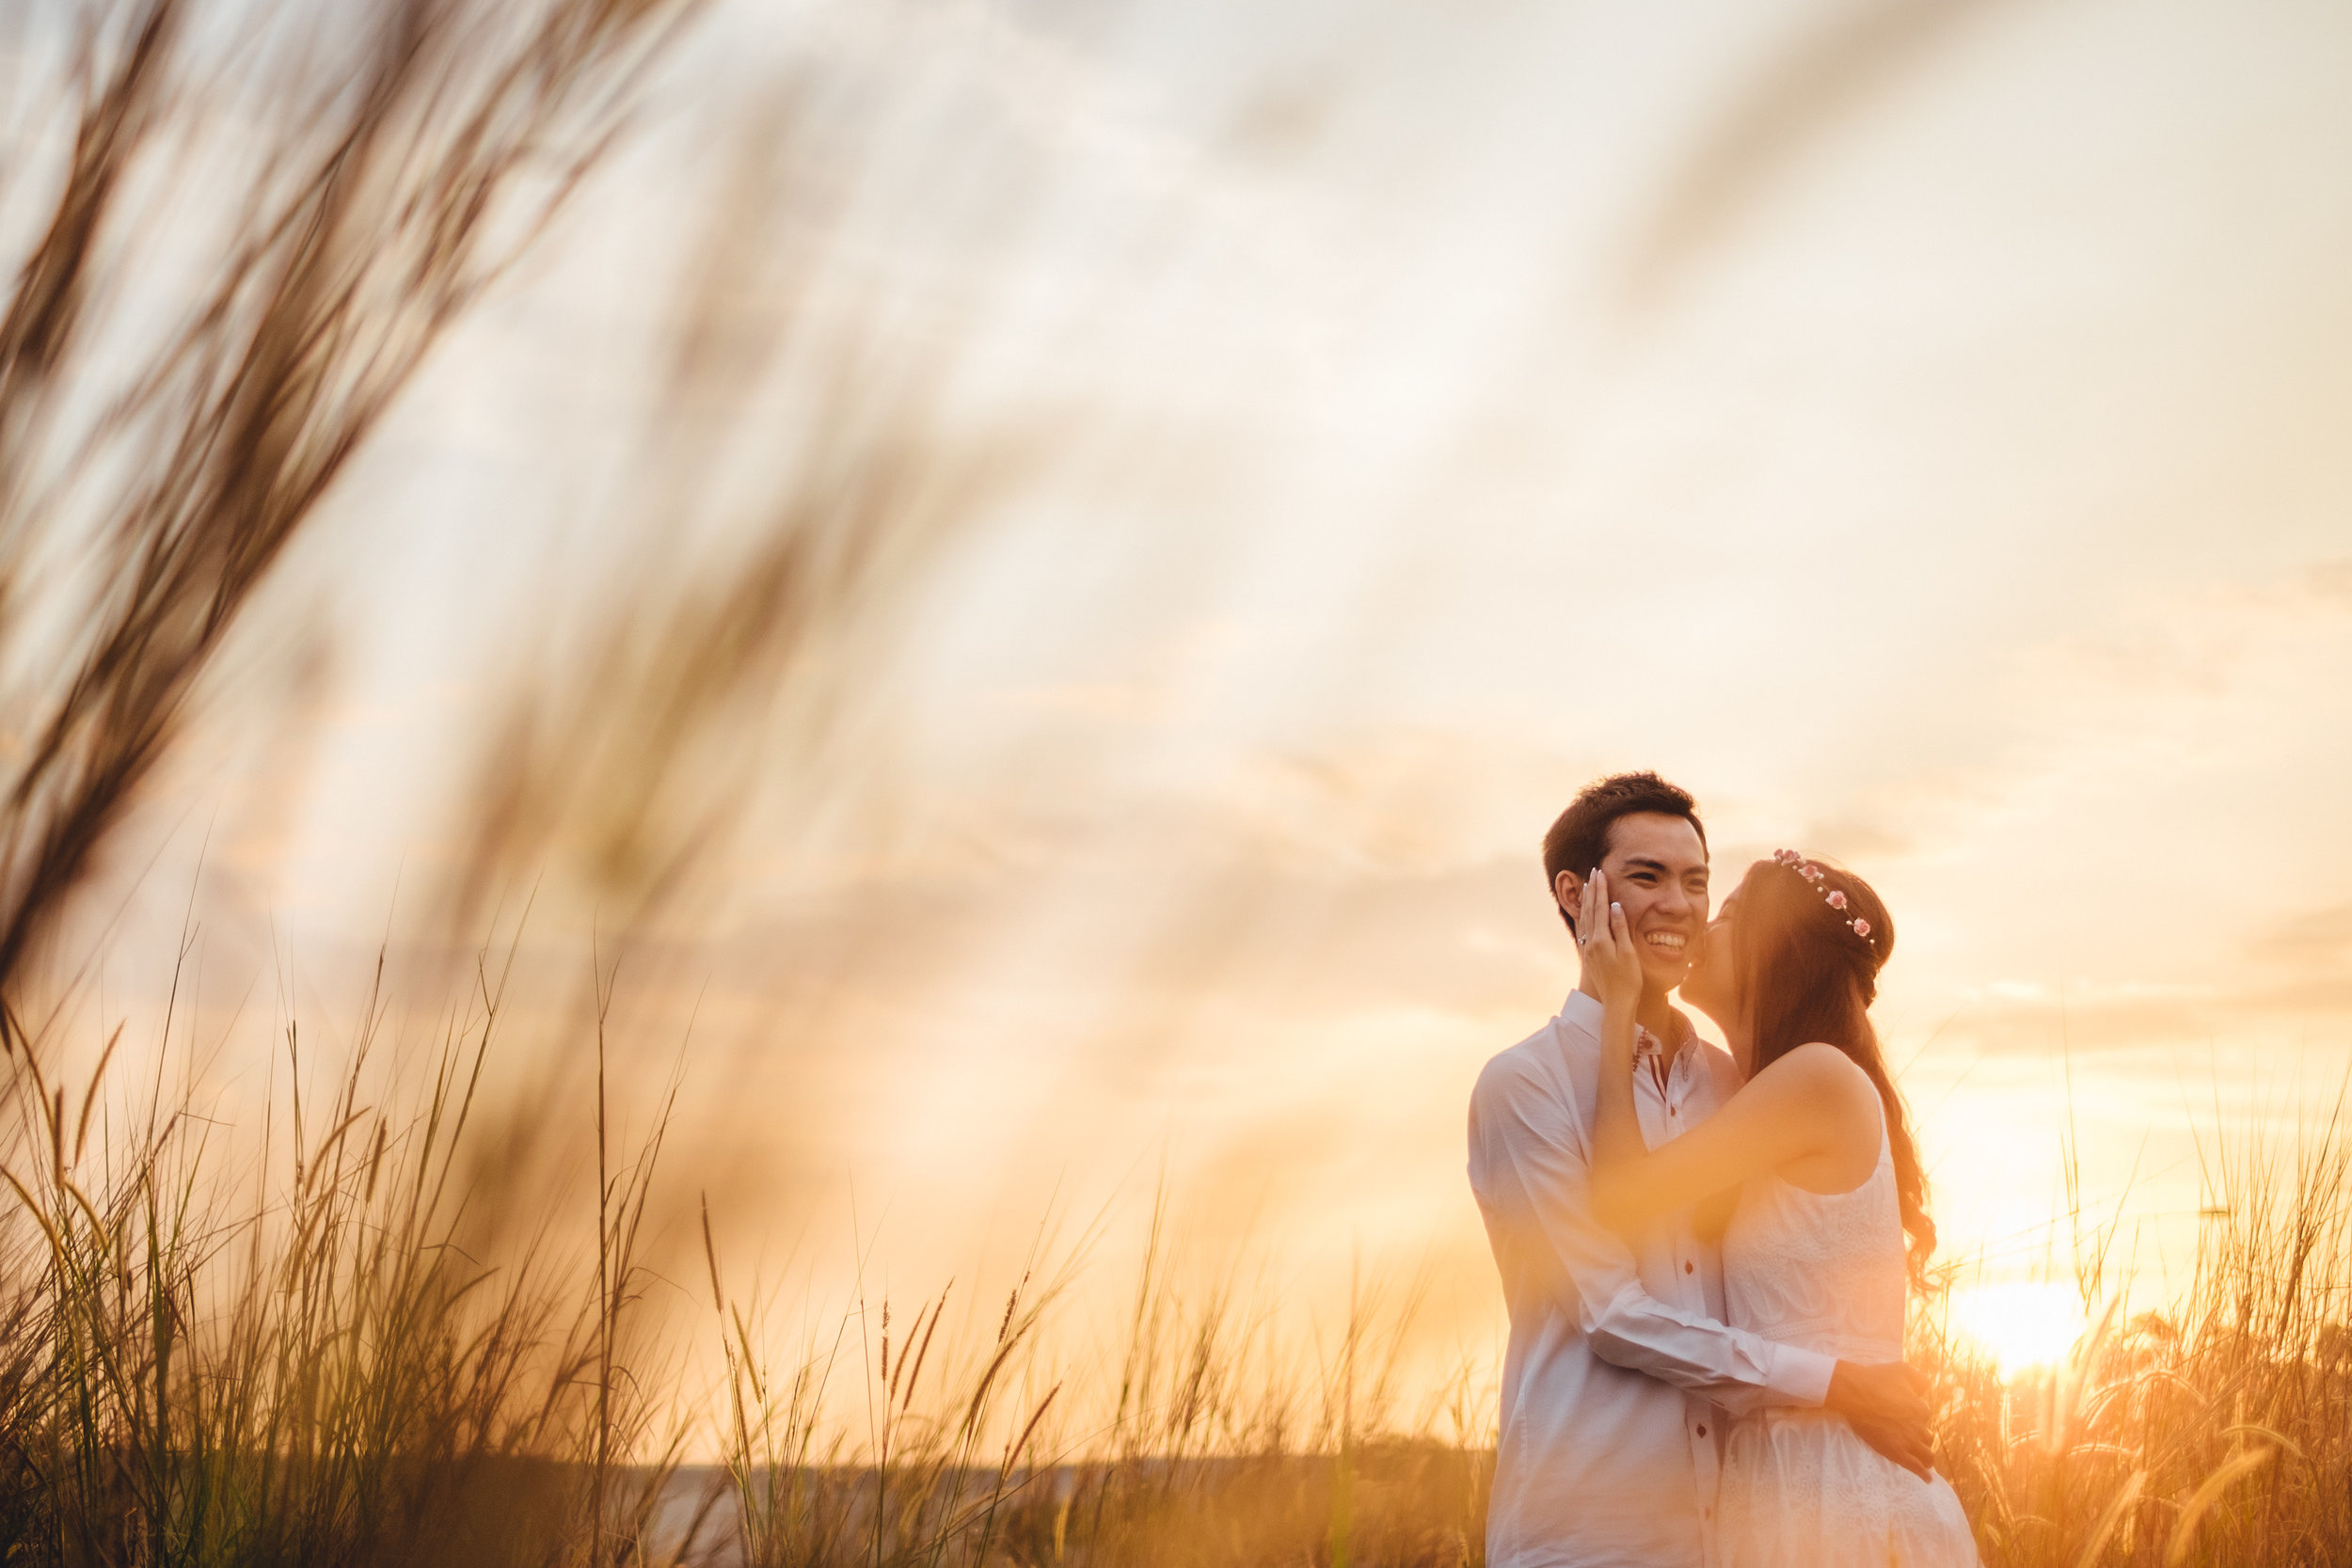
1715;1117;1978;1568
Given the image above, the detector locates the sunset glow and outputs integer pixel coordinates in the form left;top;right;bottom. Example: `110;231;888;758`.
8;0;2351;1515
1947;1283;2091;1382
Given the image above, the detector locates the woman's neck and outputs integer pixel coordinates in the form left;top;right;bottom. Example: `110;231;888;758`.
1689;996;1755;1076
1724;1022;1756;1077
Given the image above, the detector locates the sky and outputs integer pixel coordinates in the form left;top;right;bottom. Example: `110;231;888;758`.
20;0;2352;1412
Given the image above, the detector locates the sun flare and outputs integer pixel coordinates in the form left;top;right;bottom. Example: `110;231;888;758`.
1947;1282;2090;1380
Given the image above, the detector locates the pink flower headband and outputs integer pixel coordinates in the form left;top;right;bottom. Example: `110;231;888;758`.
1771;848;1875;945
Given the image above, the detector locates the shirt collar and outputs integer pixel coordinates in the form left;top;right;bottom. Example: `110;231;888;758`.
1560;988;1694;1059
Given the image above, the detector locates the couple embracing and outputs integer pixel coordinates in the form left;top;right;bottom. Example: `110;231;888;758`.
1467;772;1978;1567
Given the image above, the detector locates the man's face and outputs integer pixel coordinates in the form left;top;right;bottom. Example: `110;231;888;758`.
1563;812;1710;993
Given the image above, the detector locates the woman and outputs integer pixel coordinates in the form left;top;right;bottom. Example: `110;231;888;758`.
1576;853;1976;1568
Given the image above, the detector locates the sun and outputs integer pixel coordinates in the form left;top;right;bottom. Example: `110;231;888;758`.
1946;1282;2089;1379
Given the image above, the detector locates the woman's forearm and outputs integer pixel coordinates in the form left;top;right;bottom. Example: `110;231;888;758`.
1590;998;1647;1226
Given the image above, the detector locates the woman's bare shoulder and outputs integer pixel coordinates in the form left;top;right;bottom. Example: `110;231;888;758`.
1750;1041;1879;1109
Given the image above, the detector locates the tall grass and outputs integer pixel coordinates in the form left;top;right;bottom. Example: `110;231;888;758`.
4;945;2350;1567
1924;1101;2352;1567
0;0;699;1017
684;1095;2352;1568
0;949;702;1564
698;1193;1492;1568
0;937;1492;1567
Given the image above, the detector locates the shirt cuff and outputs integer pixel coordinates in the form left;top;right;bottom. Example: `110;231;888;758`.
1764;1344;1837;1406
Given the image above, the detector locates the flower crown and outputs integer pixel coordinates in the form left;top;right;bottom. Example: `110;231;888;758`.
1771;849;1874;944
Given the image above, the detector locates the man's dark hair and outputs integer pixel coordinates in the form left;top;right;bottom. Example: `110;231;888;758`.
1541;771;1707;932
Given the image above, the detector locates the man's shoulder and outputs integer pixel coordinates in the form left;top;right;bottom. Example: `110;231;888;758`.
1468;1013;1593;1180
1471;1015;1578;1114
1475;1016;1556;1076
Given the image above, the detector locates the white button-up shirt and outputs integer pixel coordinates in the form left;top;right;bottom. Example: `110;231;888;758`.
1468;990;1837;1568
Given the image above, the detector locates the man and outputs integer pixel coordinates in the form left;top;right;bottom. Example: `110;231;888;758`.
1467;771;1933;1567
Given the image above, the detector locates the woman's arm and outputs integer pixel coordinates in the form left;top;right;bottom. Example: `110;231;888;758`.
1580;873;1879;1235
1692;1186;1738;1243
1580;877;1654;1236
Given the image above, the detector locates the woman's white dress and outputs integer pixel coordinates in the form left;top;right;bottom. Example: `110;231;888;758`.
1715;1116;1979;1567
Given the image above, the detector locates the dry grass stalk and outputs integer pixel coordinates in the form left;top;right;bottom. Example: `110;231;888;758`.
695;1192;1487;1568
0;0;700;1023
0;2;726;1560
0;937;702;1564
437;102;1042;941
1924;1096;2352;1567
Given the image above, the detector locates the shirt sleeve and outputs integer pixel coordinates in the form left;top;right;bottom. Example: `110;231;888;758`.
1469;1055;1836;1414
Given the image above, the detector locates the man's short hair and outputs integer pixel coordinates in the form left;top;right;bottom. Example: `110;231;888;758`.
1541;772;1707;931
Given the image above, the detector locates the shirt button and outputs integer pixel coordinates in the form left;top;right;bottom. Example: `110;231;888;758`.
1669;1106;1677;1117
1684;1260;1693;1274
1696;1424;1708;1437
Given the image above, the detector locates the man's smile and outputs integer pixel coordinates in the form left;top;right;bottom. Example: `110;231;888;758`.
1642;929;1690;954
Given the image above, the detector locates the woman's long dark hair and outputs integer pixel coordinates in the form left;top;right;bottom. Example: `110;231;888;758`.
1732;857;1935;1289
